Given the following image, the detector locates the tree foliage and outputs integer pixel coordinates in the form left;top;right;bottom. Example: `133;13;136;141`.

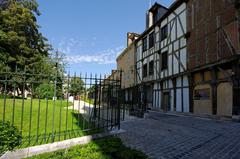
69;77;84;96
0;0;51;72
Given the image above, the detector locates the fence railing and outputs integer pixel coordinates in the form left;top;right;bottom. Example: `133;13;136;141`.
0;70;122;147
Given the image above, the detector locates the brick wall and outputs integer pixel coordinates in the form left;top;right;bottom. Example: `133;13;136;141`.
187;0;239;69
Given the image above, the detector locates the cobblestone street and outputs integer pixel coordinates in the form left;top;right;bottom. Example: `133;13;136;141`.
118;112;240;159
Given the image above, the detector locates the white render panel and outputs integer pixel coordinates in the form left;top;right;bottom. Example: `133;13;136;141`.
149;55;154;61
169;80;173;89
174;41;179;51
179;11;187;33
180;48;187;72
183;75;189;87
177;18;184;38
170;90;174;111
180;37;186;48
162;47;168;53
176;89;182;112
171;21;176;42
176;77;182;87
161;18;167;27
168;55;173;76
169;44;173;53
173;55;179;75
175;3;186;14
168;13;175;21
183;88;189;112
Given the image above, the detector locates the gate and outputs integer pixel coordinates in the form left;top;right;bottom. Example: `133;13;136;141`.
0;69;122;147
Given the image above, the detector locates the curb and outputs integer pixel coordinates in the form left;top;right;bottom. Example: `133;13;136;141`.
146;110;237;122
1;129;126;159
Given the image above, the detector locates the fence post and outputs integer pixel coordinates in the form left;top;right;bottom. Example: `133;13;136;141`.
117;70;122;129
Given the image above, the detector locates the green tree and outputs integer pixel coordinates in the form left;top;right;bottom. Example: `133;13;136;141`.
69;77;84;96
0;0;51;71
35;82;54;99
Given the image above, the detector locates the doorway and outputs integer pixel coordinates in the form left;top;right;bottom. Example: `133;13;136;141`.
162;92;170;111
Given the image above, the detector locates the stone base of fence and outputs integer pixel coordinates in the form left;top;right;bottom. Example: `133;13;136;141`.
1;129;126;159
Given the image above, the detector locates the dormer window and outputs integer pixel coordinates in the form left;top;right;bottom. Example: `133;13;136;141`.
152;9;158;24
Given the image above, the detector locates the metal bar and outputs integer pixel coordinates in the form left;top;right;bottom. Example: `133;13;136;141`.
58;95;63;141
98;74;102;128
44;95;49;142
93;75;98;121
20;67;26;136
28;70;34;145
77;73;81;129
51;76;57;142
110;75;114;128
83;73;87;130
58;78;63;141
2;69;7;124
36;97;41;143
65;73;70;140
88;73;92;129
71;73;76;131
12;74;16;125
106;75;109;128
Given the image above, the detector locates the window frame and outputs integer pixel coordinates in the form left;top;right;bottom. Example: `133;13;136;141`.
161;25;168;41
143;63;148;77
142;37;148;52
161;51;168;71
149;32;155;49
149;60;154;76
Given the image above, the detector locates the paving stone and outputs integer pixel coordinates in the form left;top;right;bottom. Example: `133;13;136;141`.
118;112;240;159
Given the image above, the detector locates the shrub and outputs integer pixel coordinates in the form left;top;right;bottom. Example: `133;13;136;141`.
0;121;22;155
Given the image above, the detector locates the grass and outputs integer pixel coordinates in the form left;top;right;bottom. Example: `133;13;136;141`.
0;98;95;147
27;136;148;159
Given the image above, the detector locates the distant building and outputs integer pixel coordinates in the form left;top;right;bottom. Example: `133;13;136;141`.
116;33;140;104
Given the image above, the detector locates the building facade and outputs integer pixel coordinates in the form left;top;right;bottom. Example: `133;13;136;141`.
117;33;139;103
187;0;240;117
136;1;189;112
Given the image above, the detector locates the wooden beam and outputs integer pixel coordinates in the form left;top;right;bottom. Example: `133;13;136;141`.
211;69;217;115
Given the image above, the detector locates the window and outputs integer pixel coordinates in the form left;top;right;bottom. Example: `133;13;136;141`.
143;64;148;77
149;61;154;75
149;32;155;49
142;37;147;52
194;89;210;100
161;25;168;41
161;52;168;70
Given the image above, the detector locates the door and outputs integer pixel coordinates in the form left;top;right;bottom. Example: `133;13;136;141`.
162;92;170;111
217;82;233;117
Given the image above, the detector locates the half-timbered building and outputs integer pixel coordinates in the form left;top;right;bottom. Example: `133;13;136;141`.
136;1;189;112
187;0;240;117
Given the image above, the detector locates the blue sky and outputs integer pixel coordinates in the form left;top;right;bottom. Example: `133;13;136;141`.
37;0;174;75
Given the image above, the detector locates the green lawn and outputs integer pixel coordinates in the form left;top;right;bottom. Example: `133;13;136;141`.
0;98;94;147
27;137;148;159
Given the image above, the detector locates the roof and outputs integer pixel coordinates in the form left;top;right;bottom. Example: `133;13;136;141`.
149;2;168;13
136;0;188;42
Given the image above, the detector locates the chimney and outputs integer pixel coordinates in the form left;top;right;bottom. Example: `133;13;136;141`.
127;33;140;46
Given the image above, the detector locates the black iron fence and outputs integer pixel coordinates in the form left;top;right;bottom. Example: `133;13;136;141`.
120;85;147;118
0;69;122;147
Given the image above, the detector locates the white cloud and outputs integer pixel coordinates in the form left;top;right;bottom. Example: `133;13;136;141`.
64;46;124;65
53;37;124;65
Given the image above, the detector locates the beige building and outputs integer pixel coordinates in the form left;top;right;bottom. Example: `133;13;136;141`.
116;33;139;103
